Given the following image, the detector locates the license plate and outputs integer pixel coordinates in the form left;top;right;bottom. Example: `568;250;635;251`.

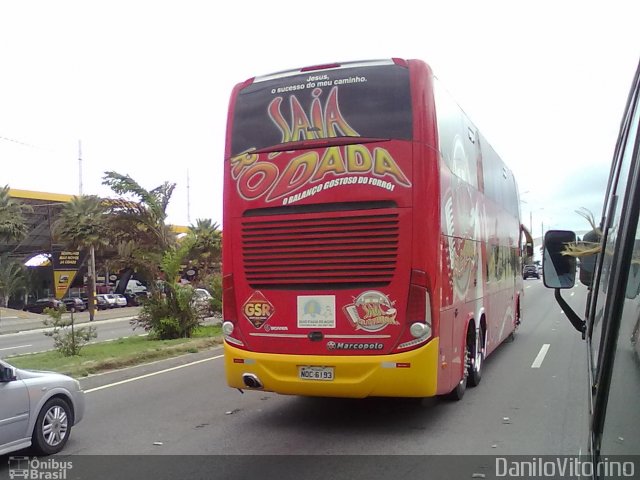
298;366;334;381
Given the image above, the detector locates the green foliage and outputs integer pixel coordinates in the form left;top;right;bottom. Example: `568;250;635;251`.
133;239;206;339
42;306;97;356
207;273;222;314
0;184;33;242
0;254;26;307
53;195;110;249
134;285;204;339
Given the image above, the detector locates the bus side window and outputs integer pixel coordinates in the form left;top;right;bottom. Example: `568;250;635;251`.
599;204;640;455
595;69;640;459
590;84;640;377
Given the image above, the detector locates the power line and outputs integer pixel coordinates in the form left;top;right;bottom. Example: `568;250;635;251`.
0;134;54;151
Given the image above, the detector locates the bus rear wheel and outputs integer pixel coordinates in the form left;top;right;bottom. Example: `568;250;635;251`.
468;327;484;387
443;337;471;401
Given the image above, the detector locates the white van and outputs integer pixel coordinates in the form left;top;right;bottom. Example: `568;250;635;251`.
126;279;147;294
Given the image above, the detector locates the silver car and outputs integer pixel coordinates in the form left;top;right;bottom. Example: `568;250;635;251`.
0;358;85;455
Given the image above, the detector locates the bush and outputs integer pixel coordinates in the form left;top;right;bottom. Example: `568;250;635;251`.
133;284;204;339
42;306;97;356
207;273;222;314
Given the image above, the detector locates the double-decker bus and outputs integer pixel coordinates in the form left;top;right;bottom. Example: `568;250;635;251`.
222;58;530;399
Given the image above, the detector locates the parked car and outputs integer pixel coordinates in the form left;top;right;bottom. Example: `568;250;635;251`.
22;298;63;314
113;294;127;308
62;297;86;312
0;358;85;455
95;294;115;309
94;295;108;310
192;288;213;316
523;264;540;279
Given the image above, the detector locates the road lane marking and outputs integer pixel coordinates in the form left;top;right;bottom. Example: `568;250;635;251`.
531;344;550;368
84;354;224;393
0;344;32;351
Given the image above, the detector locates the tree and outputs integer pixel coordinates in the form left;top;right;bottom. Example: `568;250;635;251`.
133;236;204;339
43;305;96;356
53;195;110;321
0;185;32;242
101;172;178;287
187;218;222;278
0;254;26;307
102;171;177;251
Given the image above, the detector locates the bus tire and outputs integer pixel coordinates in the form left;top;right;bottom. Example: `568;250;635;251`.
443;336;471;401
468;327;484;387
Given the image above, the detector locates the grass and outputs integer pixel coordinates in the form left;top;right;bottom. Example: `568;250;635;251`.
7;324;223;378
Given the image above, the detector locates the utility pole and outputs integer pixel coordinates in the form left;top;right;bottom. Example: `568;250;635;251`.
187;169;191;225
78;140;83;196
88;244;96;321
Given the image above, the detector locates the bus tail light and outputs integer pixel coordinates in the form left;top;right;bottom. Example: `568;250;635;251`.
222;274;244;346
407;270;432;339
222;273;237;323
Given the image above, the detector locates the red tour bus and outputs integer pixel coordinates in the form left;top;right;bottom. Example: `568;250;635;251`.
222;58;529;399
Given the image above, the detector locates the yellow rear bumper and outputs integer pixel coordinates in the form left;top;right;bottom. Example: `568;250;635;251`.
224;338;439;398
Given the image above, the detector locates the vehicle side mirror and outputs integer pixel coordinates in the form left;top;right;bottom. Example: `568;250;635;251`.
543;230;577;289
0;365;17;382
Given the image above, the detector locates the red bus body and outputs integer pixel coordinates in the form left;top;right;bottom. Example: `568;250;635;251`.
223;59;524;398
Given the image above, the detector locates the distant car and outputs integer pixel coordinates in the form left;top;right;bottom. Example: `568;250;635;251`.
122;290;149;306
113;294;127;308
94;295;108;310
22;298;63;314
191;288;213;316
0;358;85;456
523;264;540;279
96;294;116;309
62;297;86;312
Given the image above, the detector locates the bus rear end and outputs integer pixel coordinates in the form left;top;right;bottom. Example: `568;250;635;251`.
222;59;440;398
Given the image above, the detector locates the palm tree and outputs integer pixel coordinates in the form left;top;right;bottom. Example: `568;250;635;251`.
53;195;109;321
188;219;222;276
0;253;26;307
102;171;177;251
0;185;32;242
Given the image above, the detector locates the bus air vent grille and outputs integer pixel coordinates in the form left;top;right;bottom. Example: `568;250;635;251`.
241;210;399;290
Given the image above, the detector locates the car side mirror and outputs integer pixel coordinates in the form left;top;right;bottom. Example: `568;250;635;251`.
0;365;17;382
543;230;577;289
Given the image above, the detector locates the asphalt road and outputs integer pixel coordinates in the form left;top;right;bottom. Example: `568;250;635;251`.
0;280;594;479
73;279;589;452
0;308;143;357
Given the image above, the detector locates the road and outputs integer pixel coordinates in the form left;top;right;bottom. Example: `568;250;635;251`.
0;308;143;356
0;280;593;479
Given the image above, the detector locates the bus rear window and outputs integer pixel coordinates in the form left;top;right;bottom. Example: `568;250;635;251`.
230;63;412;156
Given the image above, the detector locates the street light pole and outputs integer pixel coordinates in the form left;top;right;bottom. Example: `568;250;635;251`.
88;244;96;321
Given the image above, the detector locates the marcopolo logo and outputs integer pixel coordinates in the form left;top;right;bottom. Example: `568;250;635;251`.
326;341;384;351
8;457;72;480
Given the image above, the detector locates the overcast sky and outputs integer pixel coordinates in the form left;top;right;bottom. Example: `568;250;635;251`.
1;1;638;238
